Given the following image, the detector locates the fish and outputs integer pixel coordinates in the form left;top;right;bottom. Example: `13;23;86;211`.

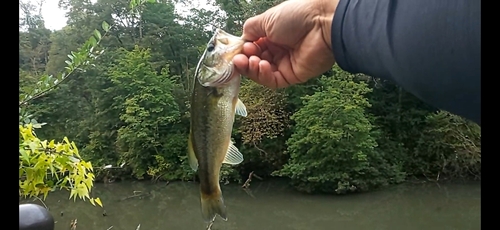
188;28;248;223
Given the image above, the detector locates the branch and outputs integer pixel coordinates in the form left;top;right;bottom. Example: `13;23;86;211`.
242;171;254;188
32;196;48;210
242;171;262;189
19;68;79;106
253;142;269;157
119;191;151;201
19;23;112;106
70;219;78;230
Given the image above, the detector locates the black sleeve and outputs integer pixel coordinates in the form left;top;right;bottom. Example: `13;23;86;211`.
331;0;481;125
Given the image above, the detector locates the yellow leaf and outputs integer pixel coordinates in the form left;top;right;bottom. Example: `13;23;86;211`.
48;140;55;148
56;144;65;153
42;187;50;200
71;141;81;158
28;142;37;154
76;183;89;201
19;149;30;164
40;140;47;149
84;178;93;190
49;164;55;176
95;197;103;207
82;161;92;170
70;189;77;201
87;172;95;180
89;198;96;206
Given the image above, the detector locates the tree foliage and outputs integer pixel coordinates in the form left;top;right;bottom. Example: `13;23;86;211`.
239;79;289;146
414;111;481;179
108;46;181;179
274;67;404;194
19;124;103;207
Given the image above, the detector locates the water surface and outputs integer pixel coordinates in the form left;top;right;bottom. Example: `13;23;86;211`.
25;180;480;230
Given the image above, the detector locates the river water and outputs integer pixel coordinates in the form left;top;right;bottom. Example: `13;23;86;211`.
24;179;480;230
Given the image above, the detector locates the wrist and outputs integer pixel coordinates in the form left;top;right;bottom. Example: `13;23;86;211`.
316;0;339;51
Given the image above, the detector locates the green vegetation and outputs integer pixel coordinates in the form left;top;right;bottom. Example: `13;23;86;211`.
19;0;480;203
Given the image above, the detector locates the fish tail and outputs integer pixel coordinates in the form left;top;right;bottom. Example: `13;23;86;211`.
200;189;227;222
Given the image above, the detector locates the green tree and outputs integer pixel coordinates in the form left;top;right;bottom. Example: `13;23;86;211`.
275;66;403;194
106;46;183;179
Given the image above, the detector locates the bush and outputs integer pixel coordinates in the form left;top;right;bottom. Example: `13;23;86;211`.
413;111;481;180
274;67;404;194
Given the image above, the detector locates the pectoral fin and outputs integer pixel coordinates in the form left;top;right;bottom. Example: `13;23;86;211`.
235;98;247;117
187;132;198;171
222;141;243;165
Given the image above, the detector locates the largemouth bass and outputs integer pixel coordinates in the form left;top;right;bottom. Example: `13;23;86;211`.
188;28;247;223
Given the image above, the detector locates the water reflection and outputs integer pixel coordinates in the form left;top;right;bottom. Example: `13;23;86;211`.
21;180;480;230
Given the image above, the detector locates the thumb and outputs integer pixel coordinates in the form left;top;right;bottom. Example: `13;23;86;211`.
242;14;267;42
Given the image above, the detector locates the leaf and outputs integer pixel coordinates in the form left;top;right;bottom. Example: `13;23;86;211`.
94;197;103;207
102;21;110;32
129;0;137;9
29;141;38;153
89;198;96;206
71;142;81;158
48;140;55;148
19;149;30;164
42;187;50;200
89;36;97;47
49;164;55;176
76;183;90;200
93;30;102;40
70;189;77;201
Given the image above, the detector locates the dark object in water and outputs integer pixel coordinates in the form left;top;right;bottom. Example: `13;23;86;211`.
19;203;55;230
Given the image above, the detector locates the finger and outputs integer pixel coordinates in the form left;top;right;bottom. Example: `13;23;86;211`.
247;56;261;81
254;37;269;52
242;15;267;41
272;71;291;89
241;42;262;57
241;56;266;85
261;50;273;63
232;54;249;75
257;60;279;89
277;56;305;85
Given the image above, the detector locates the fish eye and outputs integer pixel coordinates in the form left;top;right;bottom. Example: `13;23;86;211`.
207;43;215;52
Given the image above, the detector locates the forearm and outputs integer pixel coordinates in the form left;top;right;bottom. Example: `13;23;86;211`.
330;0;481;125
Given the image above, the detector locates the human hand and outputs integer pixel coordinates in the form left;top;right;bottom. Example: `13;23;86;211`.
233;0;339;89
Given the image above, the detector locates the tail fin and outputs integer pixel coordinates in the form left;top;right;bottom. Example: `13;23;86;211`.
200;190;227;222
